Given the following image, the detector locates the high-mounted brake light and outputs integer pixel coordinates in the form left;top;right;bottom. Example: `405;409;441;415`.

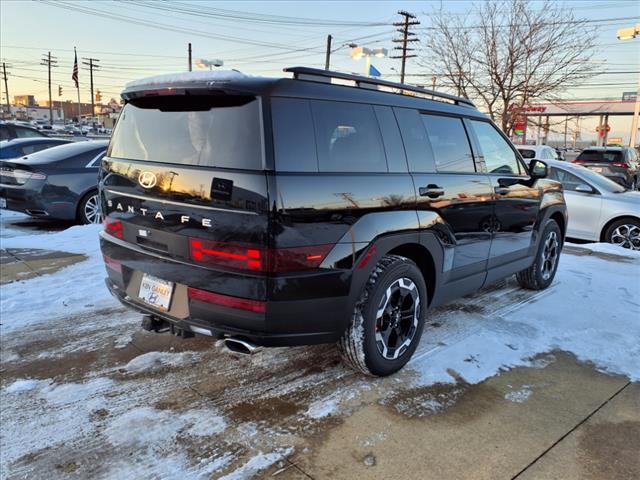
188;238;333;273
187;287;266;313
103;216;123;239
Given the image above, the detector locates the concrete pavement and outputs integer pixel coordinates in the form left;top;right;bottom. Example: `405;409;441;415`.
0;248;86;284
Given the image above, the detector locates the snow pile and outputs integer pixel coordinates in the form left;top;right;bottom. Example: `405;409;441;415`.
121;351;201;374
0;224;116;334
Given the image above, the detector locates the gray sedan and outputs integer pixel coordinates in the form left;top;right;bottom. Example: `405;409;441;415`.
546;159;640;250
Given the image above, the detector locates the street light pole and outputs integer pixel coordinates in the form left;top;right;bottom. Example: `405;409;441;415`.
617;23;640;147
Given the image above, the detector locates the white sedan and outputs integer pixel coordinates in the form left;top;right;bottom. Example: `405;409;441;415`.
545;159;640;250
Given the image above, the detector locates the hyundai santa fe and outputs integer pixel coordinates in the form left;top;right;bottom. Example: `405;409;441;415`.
99;67;567;376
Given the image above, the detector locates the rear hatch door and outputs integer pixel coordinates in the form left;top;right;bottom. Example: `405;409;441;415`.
101;93;270;300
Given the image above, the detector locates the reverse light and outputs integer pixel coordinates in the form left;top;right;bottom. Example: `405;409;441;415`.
103;216;123;239
188;238;333;272
187;287;266;313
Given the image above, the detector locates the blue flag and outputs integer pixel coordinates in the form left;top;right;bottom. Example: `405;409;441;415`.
369;64;381;77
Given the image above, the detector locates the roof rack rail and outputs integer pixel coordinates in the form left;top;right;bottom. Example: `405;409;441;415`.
284;66;475;108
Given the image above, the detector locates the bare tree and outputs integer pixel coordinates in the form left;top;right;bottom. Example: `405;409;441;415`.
420;0;598;135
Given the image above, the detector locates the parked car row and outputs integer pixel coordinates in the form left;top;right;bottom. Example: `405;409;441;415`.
0;140;108;224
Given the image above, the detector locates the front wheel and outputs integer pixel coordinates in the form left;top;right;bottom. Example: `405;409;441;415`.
516;219;562;290
338;254;427;376
78;191;101;225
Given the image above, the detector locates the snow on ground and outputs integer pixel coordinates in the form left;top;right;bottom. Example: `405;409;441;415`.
1;215;639;478
1;223;116;334
406;243;640;385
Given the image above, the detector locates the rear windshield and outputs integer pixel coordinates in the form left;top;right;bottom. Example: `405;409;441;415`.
576;150;623;162
518;149;536;159
108;95;263;170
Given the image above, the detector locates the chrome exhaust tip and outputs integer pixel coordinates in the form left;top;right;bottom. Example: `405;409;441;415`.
224;337;262;355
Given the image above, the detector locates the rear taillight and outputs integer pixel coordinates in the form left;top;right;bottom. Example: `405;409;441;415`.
187;287;266;313
190;239;264;271
611;162;629;168
103;217;123;239
188;238;333;273
571;159;584;164
11;169;47;185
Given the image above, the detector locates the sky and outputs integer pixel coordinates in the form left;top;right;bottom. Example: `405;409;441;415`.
1;0;639;142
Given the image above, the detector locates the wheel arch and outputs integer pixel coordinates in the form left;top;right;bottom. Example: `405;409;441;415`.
75;187;99;222
387;243;436;306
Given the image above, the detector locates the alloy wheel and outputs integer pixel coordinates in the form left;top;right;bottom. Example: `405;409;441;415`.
84;194;101;224
541;231;559;281
374;277;420;360
610;224;640;250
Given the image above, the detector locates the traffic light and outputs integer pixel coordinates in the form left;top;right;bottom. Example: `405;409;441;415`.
95;89;102;102
58;85;62;97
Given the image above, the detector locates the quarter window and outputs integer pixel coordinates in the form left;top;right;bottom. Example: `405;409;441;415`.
470;120;522;175
311;100;387;172
421;114;475;173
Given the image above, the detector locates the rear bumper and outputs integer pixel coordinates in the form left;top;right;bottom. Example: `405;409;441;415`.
0;184;75;220
101;234;352;347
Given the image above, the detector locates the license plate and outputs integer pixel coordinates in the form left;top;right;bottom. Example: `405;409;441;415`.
0;198;6;208
589;167;603;173
138;273;174;311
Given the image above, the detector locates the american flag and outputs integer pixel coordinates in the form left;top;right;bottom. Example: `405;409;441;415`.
71;47;79;88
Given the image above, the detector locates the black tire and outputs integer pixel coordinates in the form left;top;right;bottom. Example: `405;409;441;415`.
516;219;562;290
338;254;428;376
77;190;101;225
604;217;640;250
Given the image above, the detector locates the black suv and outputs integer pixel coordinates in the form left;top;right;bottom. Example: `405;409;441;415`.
99;67;567;376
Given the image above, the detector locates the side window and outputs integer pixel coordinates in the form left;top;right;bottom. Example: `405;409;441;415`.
469;120;522;175
311;100;387;172
548;167;586;191
373;106;408;172
271;98;318;172
0;127;10;141
421;114;475;173
22;143;52;155
394;107;434;172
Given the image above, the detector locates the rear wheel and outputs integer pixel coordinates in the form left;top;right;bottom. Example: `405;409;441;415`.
605;218;640;250
516;220;562;290
338;254;427;376
78;190;100;225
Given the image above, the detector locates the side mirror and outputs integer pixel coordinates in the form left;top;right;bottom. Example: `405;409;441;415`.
574;183;594;194
529;159;548;179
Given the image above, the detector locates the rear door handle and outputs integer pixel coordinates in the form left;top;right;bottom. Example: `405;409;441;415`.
419;185;445;198
494;186;511;195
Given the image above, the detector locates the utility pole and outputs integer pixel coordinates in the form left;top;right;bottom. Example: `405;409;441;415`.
1;63;10;119
324;35;332;70
41;52;58;125
391;11;420;84
82;57;100;123
188;43;192;71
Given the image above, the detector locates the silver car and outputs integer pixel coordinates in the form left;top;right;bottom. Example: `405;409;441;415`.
545;159;640;250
